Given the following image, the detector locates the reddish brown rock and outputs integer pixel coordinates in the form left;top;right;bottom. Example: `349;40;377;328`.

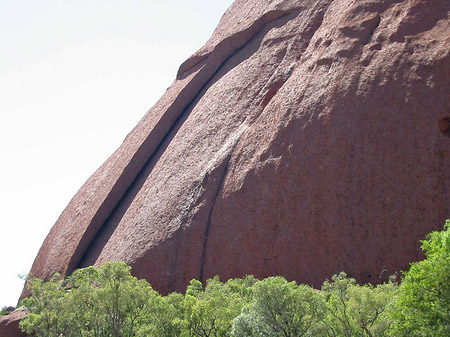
22;0;450;298
0;311;27;337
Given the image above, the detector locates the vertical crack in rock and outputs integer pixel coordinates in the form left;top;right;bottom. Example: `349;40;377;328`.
198;123;247;283
199;154;233;283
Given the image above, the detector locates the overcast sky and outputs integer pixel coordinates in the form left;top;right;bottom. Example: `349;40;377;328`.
0;0;234;307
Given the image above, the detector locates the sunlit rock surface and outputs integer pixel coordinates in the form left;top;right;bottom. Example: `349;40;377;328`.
24;0;450;297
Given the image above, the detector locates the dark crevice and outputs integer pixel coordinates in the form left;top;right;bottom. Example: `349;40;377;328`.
364;14;381;45
75;6;306;271
76;102;192;268
167;185;206;291
166;223;187;291
167;230;182;291
261;77;289;108
199;153;234;283
439;117;450;136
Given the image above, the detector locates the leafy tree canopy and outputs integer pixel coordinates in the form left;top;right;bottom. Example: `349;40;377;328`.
389;219;450;337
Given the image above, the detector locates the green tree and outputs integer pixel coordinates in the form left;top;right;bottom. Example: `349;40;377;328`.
184;276;252;337
66;266;110;336
94;262;155;337
389;220;450;337
232;276;323;337
137;292;187;337
20;261;156;337
19;273;69;337
320;272;395;337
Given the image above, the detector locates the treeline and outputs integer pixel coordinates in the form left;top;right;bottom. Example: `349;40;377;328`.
19;220;450;337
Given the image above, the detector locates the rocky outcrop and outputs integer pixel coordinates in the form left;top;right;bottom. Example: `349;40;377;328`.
22;0;450;298
0;311;27;337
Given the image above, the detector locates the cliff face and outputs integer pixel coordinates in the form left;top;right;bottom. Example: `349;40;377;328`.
24;0;450;295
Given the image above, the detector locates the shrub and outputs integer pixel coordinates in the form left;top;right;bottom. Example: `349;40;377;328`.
389;220;450;336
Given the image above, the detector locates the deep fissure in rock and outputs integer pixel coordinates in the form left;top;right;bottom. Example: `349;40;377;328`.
439;117;450;136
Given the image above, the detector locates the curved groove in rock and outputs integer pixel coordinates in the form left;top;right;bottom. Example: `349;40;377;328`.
198;135;242;283
177;6;305;79
199;156;231;283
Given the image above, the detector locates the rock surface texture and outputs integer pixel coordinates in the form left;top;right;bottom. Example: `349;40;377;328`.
21;0;450;300
0;311;27;337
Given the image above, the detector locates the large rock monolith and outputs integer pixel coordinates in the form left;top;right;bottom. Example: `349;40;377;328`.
21;0;450;302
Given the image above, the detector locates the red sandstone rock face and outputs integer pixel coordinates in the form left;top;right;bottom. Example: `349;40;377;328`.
0;311;27;337
22;0;450;297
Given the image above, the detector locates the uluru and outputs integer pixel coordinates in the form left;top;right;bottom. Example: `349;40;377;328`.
2;0;449;334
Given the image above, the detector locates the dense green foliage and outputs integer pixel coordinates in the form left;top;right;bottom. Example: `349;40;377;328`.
319;272;396;337
389;219;450;336
18;220;450;337
231;276;324;337
20;262;156;337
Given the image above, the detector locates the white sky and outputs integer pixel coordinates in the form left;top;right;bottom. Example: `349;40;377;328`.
0;0;234;307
